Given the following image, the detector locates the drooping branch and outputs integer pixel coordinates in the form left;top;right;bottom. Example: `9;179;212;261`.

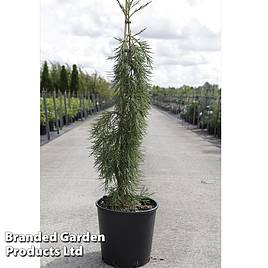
133;27;147;37
131;0;142;9
91;0;153;210
116;0;126;15
130;1;152;17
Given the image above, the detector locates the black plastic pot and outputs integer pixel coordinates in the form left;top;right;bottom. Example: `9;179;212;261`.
49;121;54;131
40;124;46;135
217;127;221;138
63;115;66;125
96;198;158;268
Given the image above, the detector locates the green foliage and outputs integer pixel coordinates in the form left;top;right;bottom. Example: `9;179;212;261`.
59;65;69;92
151;82;221;137
201;96;221;128
46;98;56;121
91;0;152;210
87;98;94;109
184;102;198;121
40;62;113;99
40;98;46;124
50;63;61;91
68;97;80;118
70;64;79;94
94;76;112;99
151;83;220;99
40;96;82;123
40;61;52;92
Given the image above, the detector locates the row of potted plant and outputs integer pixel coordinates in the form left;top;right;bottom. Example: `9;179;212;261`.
153;96;221;138
181;101;221;137
40;96;101;135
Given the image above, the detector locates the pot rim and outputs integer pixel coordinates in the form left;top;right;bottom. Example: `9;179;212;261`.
95;197;158;215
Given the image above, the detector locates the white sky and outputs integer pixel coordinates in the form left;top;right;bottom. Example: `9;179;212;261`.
41;0;221;87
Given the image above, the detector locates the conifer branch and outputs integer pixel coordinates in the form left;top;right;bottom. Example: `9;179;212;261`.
131;0;142;8
115;0;126;15
130;1;152;17
91;0;153;210
133;27;147;37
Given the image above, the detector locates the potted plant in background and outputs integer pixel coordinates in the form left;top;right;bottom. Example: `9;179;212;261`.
91;0;158;267
40;99;46;135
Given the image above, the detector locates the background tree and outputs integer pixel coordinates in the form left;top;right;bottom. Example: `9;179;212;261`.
40;61;52;92
40;61;113;97
70;64;79;94
50;62;61;91
59;65;69;93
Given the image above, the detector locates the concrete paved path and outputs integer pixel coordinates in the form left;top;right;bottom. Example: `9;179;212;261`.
40;107;220;268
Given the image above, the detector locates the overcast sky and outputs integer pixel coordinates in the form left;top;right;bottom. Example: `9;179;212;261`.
41;0;221;87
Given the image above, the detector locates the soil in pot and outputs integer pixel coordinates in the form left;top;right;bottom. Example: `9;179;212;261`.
96;197;158;268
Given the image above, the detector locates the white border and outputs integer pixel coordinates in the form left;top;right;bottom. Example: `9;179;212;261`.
222;0;268;267
0;0;40;267
1;0;268;267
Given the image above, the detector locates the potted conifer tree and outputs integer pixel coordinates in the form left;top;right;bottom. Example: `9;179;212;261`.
91;0;158;267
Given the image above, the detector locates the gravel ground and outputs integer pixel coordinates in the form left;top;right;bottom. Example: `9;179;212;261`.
40;107;221;268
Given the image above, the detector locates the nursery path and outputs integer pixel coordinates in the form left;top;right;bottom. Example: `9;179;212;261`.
40;107;220;268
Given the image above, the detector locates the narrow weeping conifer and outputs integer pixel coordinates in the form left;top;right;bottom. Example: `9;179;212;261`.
91;0;153;210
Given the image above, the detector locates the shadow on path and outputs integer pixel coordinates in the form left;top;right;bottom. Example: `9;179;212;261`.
154;106;221;149
190;128;221;149
41;251;112;268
